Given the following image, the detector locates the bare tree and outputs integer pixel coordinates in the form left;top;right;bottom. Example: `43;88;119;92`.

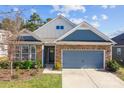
3;10;23;80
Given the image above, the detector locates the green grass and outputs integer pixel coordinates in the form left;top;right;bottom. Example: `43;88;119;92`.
115;62;124;81
0;74;62;88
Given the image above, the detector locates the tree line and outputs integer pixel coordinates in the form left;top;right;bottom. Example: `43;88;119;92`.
0;13;52;32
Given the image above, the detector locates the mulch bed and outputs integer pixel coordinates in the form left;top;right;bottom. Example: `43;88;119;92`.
0;69;43;81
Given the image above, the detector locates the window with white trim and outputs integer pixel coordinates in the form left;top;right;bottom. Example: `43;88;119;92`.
117;48;121;56
22;45;29;60
56;25;64;30
15;46;21;61
15;45;36;61
30;45;36;61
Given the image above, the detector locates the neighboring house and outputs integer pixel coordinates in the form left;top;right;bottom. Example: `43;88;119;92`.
112;33;124;62
0;30;10;57
8;15;115;69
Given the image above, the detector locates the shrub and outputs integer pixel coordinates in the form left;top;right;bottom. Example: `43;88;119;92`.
13;61;38;69
106;60;120;72
13;62;24;69
31;62;37;69
55;62;61;70
0;62;10;69
35;60;42;69
0;56;9;63
23;60;33;69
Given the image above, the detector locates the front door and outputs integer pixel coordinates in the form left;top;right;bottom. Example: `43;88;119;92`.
44;46;55;66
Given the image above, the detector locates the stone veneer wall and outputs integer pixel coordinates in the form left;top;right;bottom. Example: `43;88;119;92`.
55;45;112;69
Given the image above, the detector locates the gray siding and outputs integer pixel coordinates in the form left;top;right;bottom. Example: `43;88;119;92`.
62;30;108;42
34;16;76;42
112;46;124;61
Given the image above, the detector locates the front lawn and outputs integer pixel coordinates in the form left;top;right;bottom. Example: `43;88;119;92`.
0;74;62;88
115;62;124;81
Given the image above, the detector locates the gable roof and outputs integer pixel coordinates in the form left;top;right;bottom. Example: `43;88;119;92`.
62;29;110;42
17;36;41;42
112;33;124;45
10;29;41;42
55;21;115;44
34;15;76;33
20;29;41;41
33;15;77;42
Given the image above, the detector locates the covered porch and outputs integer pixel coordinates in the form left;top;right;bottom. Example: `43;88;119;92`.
42;45;55;68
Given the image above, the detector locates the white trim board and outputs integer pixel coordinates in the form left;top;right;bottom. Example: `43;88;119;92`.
11;41;42;45
42;45;44;67
113;45;124;47
56;41;112;45
55;21;116;44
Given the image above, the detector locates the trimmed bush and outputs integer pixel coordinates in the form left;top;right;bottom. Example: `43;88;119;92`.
13;62;24;69
0;60;41;69
106;60;120;72
0;62;10;69
23;60;33;69
13;61;35;69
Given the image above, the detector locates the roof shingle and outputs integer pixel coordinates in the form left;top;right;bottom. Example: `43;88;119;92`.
112;33;124;45
17;36;41;42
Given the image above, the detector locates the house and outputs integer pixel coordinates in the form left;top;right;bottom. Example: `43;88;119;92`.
8;15;115;69
112;33;124;62
0;30;10;57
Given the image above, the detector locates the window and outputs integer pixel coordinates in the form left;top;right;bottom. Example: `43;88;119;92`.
30;45;36;61
56;26;64;30
60;26;64;29
15;46;21;61
22;45;29;60
15;45;36;61
117;48;121;56
56;26;60;29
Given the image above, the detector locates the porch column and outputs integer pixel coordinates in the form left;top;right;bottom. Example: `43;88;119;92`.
42;45;44;67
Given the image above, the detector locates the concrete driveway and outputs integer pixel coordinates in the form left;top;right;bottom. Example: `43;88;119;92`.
62;69;124;88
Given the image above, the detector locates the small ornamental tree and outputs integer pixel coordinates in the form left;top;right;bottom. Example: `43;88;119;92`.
2;10;24;80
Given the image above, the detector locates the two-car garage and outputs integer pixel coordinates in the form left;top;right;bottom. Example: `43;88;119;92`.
62;50;105;69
